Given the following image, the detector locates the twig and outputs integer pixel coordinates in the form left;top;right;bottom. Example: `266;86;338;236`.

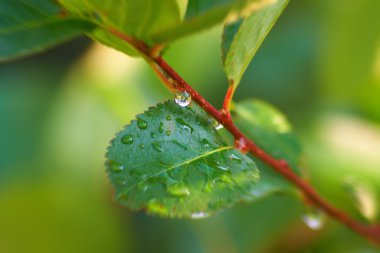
222;84;234;121
108;28;380;245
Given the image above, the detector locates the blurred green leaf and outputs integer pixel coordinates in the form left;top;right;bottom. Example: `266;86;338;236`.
58;0;181;56
222;0;288;89
233;99;302;198
152;0;273;43
0;0;92;62
106;100;260;218
319;0;380;121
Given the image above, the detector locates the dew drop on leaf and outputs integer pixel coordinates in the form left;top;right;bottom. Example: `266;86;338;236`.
109;161;125;173
175;118;194;133
195;116;201;125
137;181;149;192
301;207;326;230
151;142;164;152
217;165;229;171
191;212;209;219
158;122;164;133
166;115;172;121
147;200;167;216
215;124;224;130
234;138;249;154
121;134;133;144
116;178;126;186
150;132;157;138
137;118;148;130
174;91;191;107
173;140;187;150
167;183;190;197
138;144;145;149
229;154;242;163
165;130;171;136
201;139;210;148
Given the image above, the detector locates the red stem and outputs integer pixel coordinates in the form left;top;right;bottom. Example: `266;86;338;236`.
222;84;234;121
108;28;380;245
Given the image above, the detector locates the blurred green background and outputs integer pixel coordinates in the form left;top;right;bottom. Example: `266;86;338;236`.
1;0;380;252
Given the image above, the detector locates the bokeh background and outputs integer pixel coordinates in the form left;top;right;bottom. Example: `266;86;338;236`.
1;0;380;252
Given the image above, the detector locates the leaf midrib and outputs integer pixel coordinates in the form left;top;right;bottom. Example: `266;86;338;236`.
122;146;234;195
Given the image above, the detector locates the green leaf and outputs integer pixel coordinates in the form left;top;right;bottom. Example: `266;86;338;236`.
106;100;260;218
152;0;272;43
0;0;92;62
222;0;288;88
233;99;302;199
58;0;181;56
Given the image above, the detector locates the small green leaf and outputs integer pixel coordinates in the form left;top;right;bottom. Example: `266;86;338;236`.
233;99;302;199
106;100;260;218
0;0;93;62
58;0;181;56
222;0;288;88
152;0;270;43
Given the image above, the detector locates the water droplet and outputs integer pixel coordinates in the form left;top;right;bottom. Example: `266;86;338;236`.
210;119;219;128
109;161;125;173
129;168;145;178
152;142;164;152
165;130;171;136
121;134;133;144
203;180;215;193
195;116;202;125
147;200;167;216
201;139;210;148
174;91;191;107
229;154;242;163
191;212;209;219
137;181;149;192
158;122;164;133
175;118;193;133
343;176;378;221
137;118;148;130
157;103;164;109
150;132;157;138
215;124;224;130
166;115;172;121
301;207;326;230
167;183;190;197
217;165;229;171
234;138;249;154
137;133;141;137
138;144;145;149
116;178;126;185
173;140;188;150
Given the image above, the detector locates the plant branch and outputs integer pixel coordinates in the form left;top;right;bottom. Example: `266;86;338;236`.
222;84;234;120
108;28;380;245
